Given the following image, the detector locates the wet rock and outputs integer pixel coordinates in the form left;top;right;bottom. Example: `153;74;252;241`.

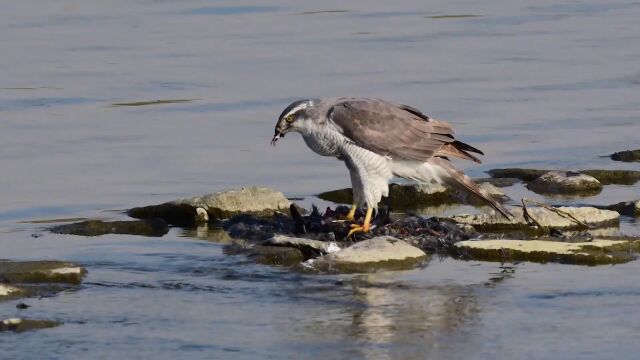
0;284;25;300
487;168;548;182
581;170;640;185
318;183;458;209
50;219;169;237
450;206;619;232
488;168;640;185
602;200;640;217
225;243;305;266
474;177;520;188
128;186;292;225
0;260;86;284
610;149;640;162
0;318;60;333
264;235;341;258
310;236;428;273
454;239;640;265
527;171;602;195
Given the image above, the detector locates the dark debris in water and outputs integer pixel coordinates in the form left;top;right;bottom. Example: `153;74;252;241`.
221;204;473;253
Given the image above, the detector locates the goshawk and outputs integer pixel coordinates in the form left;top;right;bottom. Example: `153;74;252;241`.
271;98;511;235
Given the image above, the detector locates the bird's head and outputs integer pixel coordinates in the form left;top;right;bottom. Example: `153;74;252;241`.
271;99;314;146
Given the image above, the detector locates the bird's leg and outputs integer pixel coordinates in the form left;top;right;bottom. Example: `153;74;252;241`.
345;203;357;221
334;203;357;222
347;207;373;237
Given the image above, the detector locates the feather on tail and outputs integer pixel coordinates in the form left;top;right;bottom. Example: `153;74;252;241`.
429;157;513;220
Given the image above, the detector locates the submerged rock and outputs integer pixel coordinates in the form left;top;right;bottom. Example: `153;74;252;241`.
450;206;619;232
310;236;428;273
0;260;86;284
128;186;292;225
610;149;640;162
50;219;169;237
488;168;640;185
527;171;602;195
225;243;305;266
454;239;639;265
0;318;60;333
602;200;640;217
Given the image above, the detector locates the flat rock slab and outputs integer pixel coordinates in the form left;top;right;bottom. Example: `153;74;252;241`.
450;206;619;232
50;219;169;237
0;318;60;333
455;239;640;265
527;171;602;195
488;168;640;185
0;261;86;284
610;149;640;162
128;186;291;225
310;236;428;273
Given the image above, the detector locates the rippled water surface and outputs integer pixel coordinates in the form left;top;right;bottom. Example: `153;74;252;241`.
1;0;639;359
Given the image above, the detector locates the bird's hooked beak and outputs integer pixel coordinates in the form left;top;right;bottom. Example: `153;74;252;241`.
270;130;284;146
271;120;288;146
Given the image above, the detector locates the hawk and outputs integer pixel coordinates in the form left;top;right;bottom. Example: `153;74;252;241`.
271;98;511;236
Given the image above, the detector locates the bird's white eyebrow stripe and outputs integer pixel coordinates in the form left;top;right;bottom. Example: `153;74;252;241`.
284;102;309;118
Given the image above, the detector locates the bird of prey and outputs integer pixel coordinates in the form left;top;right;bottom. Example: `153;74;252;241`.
271;98;512;236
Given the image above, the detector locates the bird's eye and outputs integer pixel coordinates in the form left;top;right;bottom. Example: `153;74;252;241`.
285;115;294;123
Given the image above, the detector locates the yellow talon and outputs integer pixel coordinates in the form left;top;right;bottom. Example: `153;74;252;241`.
345;203;357;221
347;207;373;237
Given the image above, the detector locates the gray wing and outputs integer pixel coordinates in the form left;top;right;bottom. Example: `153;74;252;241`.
327;98;457;162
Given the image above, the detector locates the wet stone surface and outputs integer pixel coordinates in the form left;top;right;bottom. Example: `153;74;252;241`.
527;171;602;196
0;261;87;302
0;261;86;285
309;236;428;273
602;200;640;217
50;219;169;237
128;186;292;226
455;239;640;265
0;318;61;333
488;168;640;185
610;149;640;162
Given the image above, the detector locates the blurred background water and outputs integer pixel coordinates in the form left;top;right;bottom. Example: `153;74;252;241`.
1;1;639;359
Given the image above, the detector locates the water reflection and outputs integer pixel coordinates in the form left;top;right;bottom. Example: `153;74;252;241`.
282;274;481;360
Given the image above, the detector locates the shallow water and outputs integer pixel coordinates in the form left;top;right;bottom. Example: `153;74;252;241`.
1;0;640;358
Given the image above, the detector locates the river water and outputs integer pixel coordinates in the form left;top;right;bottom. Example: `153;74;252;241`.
1;1;639;359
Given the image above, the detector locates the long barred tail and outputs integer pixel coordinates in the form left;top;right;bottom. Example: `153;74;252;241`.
428;157;513;220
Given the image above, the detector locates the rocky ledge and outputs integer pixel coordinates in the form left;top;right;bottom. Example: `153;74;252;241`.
610;149;640;162
50;219;169;237
0;260;87;302
450;206;619;232
488;168;640;186
128;186;292;226
0;318;60;333
526;171;602;196
455;239;640;265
